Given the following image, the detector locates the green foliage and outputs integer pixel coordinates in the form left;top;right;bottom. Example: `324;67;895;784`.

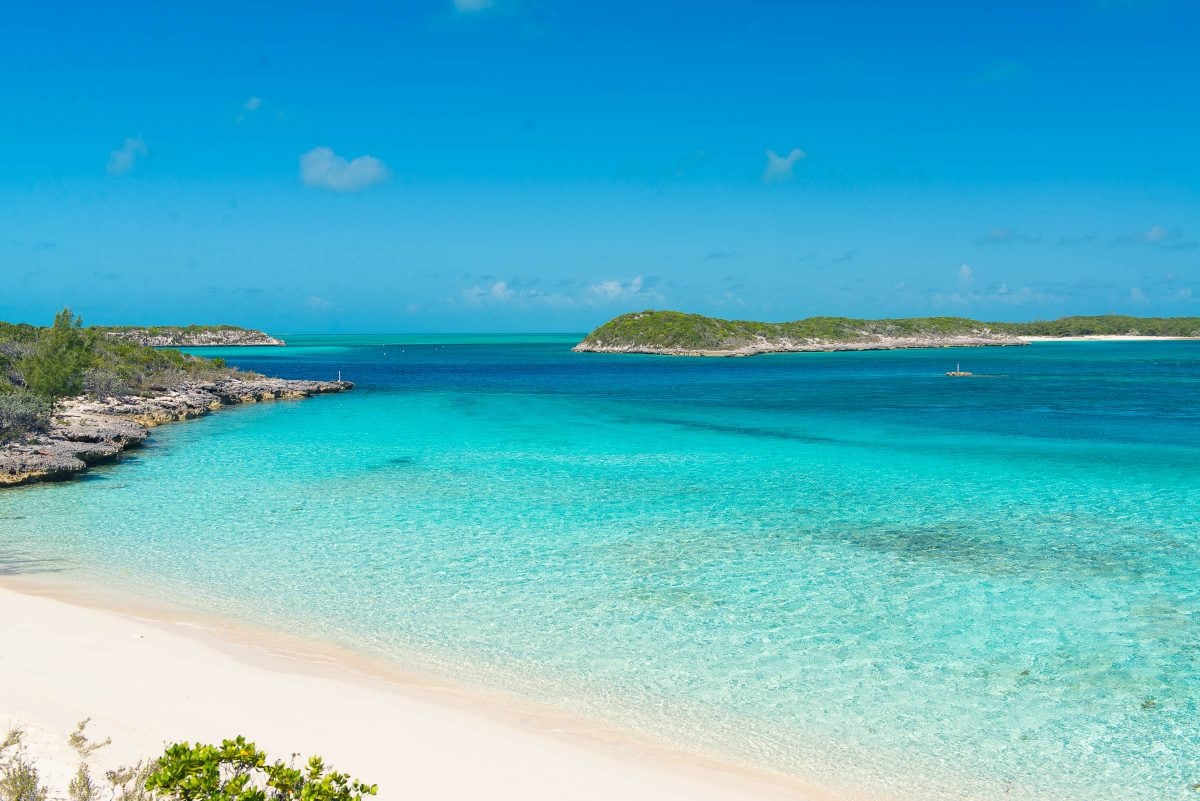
0;391;52;442
0;729;49;801
20;309;96;400
580;310;1200;351
145;738;376;801
0;309;253;403
989;315;1200;337
579;310;996;350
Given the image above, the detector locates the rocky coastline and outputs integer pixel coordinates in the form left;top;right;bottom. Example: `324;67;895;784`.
0;377;352;487
102;328;286;347
573;332;1028;357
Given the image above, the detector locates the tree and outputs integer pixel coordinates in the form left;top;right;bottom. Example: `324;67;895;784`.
144;738;376;801
20;308;95;400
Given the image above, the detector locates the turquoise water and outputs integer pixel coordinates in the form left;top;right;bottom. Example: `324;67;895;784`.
2;336;1199;799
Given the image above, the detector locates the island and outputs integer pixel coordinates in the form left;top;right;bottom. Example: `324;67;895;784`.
98;325;285;347
0;310;348;487
574;311;1200;356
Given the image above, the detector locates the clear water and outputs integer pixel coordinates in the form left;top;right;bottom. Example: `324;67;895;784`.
2;336;1198;800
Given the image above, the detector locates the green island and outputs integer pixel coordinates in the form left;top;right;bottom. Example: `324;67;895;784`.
96;325;284;347
574;310;1200;356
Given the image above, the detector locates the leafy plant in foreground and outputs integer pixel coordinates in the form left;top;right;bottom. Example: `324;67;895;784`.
144;737;376;801
0;728;49;801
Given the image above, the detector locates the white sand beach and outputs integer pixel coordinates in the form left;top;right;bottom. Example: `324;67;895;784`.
1022;335;1200;341
0;584;810;801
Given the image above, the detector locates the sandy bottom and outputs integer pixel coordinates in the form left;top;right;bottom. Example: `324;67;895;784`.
0;580;818;801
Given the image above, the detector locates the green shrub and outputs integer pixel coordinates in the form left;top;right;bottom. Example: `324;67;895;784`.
0;729;49;801
0;391;52;442
145;737;376;801
20;309;95;400
2;725;375;801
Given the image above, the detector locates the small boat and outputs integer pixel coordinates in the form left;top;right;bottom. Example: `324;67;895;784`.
946;363;972;377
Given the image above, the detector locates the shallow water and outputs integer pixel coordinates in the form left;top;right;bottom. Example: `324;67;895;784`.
3;336;1199;799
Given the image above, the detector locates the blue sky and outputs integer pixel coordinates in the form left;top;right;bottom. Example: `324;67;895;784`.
1;0;1197;332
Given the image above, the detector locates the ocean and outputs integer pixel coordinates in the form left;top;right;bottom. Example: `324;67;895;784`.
2;335;1198;799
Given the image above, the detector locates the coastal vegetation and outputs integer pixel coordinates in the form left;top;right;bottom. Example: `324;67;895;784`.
0;309;246;443
576;310;1200;355
1;723;375;801
577;310;998;351
989;315;1200;337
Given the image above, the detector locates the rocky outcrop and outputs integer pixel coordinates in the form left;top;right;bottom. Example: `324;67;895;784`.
573;332;1027;357
102;328;285;347
0;378;352;487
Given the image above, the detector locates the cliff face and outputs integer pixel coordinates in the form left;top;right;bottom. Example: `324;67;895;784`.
0;377;351;487
101;327;285;347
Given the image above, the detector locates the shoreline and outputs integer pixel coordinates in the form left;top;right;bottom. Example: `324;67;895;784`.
0;574;841;801
0;377;352;487
573;334;1027;357
1020;335;1200;341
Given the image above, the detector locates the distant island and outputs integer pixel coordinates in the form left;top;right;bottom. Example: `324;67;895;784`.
0;310;347;487
574;311;1200;356
99;325;285;347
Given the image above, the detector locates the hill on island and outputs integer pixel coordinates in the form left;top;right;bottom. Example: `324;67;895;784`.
574;311;1200;356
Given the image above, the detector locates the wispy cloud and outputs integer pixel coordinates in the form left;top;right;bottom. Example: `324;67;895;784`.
243;96;263;111
300;147;391;192
107;136;147;176
1113;224;1185;248
589;275;656;302
1058;233;1098;246
304;295;341;313
763;148;806;183
976;60;1029;83
932;264;1067;307
832;250;857;263
1092;0;1167;11
457;275;660;309
453;0;494;11
976;228;1041;245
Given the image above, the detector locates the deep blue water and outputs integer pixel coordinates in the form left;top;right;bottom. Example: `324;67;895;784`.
2;336;1198;800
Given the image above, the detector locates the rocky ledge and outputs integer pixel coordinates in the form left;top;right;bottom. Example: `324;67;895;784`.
573;332;1027;357
0;377;352;487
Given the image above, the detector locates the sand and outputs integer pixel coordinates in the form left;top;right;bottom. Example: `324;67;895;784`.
0;583;809;801
1021;335;1200;341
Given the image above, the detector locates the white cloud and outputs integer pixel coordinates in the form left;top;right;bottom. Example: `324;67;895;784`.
1114;224;1181;246
243;96;263;111
300;146;391;192
958;264;974;287
107;137;147;176
763;148;806;183
588;275;649;302
1143;225;1169;243
453;0;493;10
1129;287;1149;304
461;281;516;307
457;275;658;310
305;296;334;312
